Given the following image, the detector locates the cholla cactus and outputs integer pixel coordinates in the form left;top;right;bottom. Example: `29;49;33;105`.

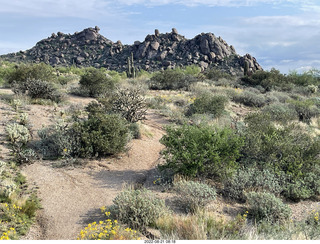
17;112;29;126
5;123;31;147
0;179;17;197
10;99;22;112
0;160;6;175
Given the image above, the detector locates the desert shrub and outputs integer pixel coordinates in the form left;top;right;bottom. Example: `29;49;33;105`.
6;63;56;85
57;74;78;85
145;96;167;109
77;219;141;240
38;112;129;159
183;65;201;76
241;112;320;201
287;70;320;87
288;99;320;123
128;123;141;139
246;192;291;223
204;68;234;81
241;68;288;91
79;68;116;97
72;113;129;158
223;167;283;202
149;69;197;90
112;188;168;231
24;79;63;102
242;113;320;176
232;90;267;107
268;91;291;103
39;113;129;159
159;125;244;180
283;167;320;201
186;93;228;118
261;103;297;123
174;180;216;213
111;86;147;123
156;211;247;240
37;120;77;159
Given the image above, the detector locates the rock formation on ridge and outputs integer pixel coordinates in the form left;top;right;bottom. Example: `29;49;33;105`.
0;27;262;75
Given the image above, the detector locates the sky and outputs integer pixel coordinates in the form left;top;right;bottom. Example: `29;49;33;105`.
0;0;320;74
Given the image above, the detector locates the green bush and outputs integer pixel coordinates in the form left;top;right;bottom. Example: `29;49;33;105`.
128;123;141;139
246;192;291;223
37;120;77;159
241;112;320;201
174;180;216;213
261;103;297;123
149;69;197;90
242;113;320;175
287;70;320;87
283;167;320;201
112;188;167;231
26;79;63;102
38;113;129;159
159;125;244;180
232;90;267;107
241;68;288;91
288;99;320;123
7;63;56;85
186;93;228;118
204;68;234;81
72;113;129;158
79;68;116;97
223;167;283;202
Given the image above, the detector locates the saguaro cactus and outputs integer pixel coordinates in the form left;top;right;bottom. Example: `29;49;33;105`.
127;52;136;78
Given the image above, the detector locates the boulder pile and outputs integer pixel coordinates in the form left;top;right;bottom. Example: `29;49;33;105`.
1;27;262;75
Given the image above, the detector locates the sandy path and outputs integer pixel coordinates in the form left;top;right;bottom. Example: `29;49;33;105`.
21;111;168;240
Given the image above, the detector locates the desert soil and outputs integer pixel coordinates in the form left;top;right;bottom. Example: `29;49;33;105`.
1;88;319;240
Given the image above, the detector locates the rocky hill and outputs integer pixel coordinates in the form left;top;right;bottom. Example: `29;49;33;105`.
0;26;262;75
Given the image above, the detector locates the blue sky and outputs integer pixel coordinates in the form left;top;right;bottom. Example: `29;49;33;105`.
0;0;320;74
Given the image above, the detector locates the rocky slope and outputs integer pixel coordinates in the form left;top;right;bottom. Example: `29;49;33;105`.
0;26;262;75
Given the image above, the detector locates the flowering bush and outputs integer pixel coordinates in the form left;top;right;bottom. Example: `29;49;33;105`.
77;220;140;240
0;228;17;240
77;208;140;240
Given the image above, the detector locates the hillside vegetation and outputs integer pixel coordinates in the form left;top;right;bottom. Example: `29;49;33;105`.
1;60;320;240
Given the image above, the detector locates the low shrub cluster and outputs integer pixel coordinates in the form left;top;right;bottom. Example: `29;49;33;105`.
112;188;168;231
186;93;228;118
159;125;244;180
12;79;63;103
232;90;267;107
246;192;291;223
6;63;56;85
38;113;129;159
149;68;197;90
223;167;283;202
174;180;216;213
78;68;117;97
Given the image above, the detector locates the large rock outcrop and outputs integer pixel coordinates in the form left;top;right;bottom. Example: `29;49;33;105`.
0;27;262;75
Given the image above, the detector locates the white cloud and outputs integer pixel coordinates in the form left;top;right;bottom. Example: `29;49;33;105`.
0;0;120;18
116;0;301;7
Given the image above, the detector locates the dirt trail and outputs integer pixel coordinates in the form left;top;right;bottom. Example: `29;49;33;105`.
21;108;169;240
